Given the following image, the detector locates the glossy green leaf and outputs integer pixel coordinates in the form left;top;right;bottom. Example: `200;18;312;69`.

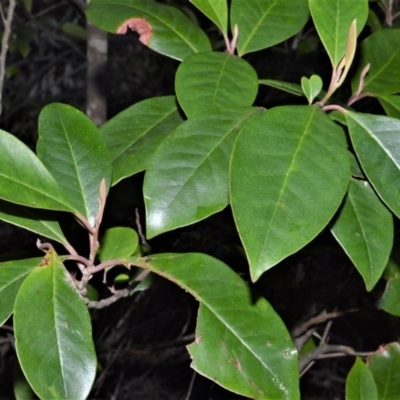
352;29;400;95
231;106;350;281
331;179;393;291
309;0;368;67
377;95;400;119
230;0;309;56
86;0;211;61
145;107;261;238
378;276;400;316
0;200;67;245
190;0;227;35
100;96;184;185
0;258;40;325
0;130;74;213
368;343;400;399
301;75;323;104
98;227;139;262
259;79;304;96
346;111;400;219
175;52;258;118
128;253;299;399
346;357;378;400
14;250;96;400
37;103;111;226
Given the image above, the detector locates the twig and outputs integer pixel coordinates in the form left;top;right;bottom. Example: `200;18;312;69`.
86;288;130;309
293;309;357;339
0;0;16;117
184;371;197;400
299;344;376;371
135;208;151;251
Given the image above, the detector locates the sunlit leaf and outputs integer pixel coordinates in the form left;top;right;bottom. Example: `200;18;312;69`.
175;52;258;118
377;95;400;119
368;343;400;399
145;107;261;238
86;0;211;61
98;227;139;262
346;358;378;400
352;29;400;95
37;103;111;226
331;179;393;291
0;130;75;213
127;253;299;399
231;106;350;281
0;200;67;245
14;250;96;400
309;0;368;67
378;277;400;316
190;0;227;34
100;96;184;185
346;111;400;219
230;0;309;56
0;258;40;325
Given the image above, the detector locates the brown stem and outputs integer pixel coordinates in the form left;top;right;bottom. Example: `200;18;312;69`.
86;288;129;309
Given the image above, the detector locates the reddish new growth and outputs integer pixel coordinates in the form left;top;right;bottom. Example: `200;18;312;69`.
117;18;152;45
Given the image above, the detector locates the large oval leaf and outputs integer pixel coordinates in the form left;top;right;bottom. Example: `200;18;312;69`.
144;107;261;238
0;200;67;245
190;0;228;35
352;29;400;95
230;106;350;281
346;358;378;400
331;179;393;291
368;343;400;399
100;96;184;185
230;0;309;56
175;52;258;118
14;250;96;400
0;130;75;212
37;103;111;226
86;0;211;61
346;111;400;218
309;0;368;67
0;258;40;325
128;253;299;399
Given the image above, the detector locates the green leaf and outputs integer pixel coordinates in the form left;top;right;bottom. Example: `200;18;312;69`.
346;357;378;400
86;0;211;61
352;29;400;95
331;179;393;291
100;96;184;185
377;95;400;119
231;106;350;281
128;253;299;399
301;75;323;104
14;250;96;400
378;276;400;316
0;200;67;245
190;0;228;35
0;130;75;213
175;52;258;118
14;360;36;400
368;343;400;399
309;0;368;67
37;103;112;226
144;107;261;238
0;258;40;325
259;79;304;96
230;0;309;56
98;227;139;262
346;111;400;219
